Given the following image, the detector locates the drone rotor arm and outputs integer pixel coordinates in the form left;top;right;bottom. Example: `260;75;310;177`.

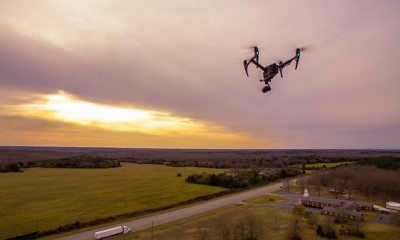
255;55;259;68
278;61;283;78
295;55;300;69
295;48;302;69
249;58;267;72
243;60;250;76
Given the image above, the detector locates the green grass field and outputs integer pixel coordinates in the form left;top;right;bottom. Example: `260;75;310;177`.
244;194;286;204
305;161;354;169
0;163;226;239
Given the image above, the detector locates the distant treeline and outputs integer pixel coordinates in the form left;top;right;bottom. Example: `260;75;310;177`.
358;156;400;170
0;155;120;173
308;165;400;201
3;147;400;171
2;154;399;173
122;156;363;169
186;167;301;189
0;163;23;173
305;156;400;201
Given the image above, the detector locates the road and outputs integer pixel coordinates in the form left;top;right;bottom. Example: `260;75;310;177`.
56;180;292;240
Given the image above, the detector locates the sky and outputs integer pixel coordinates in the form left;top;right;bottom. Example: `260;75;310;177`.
0;0;399;149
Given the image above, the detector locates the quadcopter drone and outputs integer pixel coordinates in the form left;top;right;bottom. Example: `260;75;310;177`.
243;47;306;93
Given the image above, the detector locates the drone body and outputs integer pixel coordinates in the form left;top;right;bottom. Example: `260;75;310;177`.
243;47;304;93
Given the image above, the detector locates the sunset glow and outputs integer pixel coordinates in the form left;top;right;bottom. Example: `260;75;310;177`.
20;91;203;135
0;90;276;148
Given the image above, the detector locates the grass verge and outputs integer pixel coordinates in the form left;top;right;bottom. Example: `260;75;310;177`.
244;194;286;204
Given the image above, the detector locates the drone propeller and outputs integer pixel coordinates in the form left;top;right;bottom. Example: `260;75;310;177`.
279;61;283;77
292;43;314;52
294;44;315;69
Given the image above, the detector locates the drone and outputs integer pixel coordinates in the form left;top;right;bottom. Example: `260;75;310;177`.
243;47;307;93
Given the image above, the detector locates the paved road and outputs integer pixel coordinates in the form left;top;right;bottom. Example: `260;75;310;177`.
56;181;291;240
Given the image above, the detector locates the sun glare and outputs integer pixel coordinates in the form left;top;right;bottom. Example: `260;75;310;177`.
21;91;202;135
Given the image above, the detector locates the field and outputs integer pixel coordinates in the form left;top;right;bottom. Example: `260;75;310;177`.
305;161;355;169
0;163;226;239
114;204;313;240
243;194;286;204
114;204;400;240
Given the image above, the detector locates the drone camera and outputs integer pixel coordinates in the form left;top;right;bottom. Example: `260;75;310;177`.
262;85;271;93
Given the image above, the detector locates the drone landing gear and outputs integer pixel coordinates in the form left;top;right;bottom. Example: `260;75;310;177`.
262;84;271;93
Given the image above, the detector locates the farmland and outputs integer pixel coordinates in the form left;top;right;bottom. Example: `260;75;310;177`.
243;194;286;204
305;161;354;169
2;147;400;239
0;163;226;239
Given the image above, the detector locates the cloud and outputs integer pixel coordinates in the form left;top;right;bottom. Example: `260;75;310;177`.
0;90;277;148
1;1;400;148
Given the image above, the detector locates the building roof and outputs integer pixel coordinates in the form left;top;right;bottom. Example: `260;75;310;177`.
322;207;363;218
342;201;360;211
301;195;372;208
356;201;373;208
301;196;346;205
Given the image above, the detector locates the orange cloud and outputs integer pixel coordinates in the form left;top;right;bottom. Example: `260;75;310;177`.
1;90;278;148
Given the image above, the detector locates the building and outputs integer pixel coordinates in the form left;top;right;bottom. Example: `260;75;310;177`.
300;195;373;211
321;206;363;220
299;193;374;220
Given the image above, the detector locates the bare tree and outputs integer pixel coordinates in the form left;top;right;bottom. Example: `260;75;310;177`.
196;227;208;240
288;217;302;240
216;220;231;240
307;171;322;196
245;214;261;240
236;221;246;240
346;179;354;199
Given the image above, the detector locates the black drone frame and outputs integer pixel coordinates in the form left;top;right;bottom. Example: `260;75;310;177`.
243;47;302;93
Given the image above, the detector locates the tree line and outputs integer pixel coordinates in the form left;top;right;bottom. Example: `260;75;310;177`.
0;155;120;172
307;164;400;201
123;156;364;169
186;168;301;189
358;156;400;170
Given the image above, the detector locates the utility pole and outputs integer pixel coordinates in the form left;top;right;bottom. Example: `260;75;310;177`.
151;221;154;240
36;220;39;239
